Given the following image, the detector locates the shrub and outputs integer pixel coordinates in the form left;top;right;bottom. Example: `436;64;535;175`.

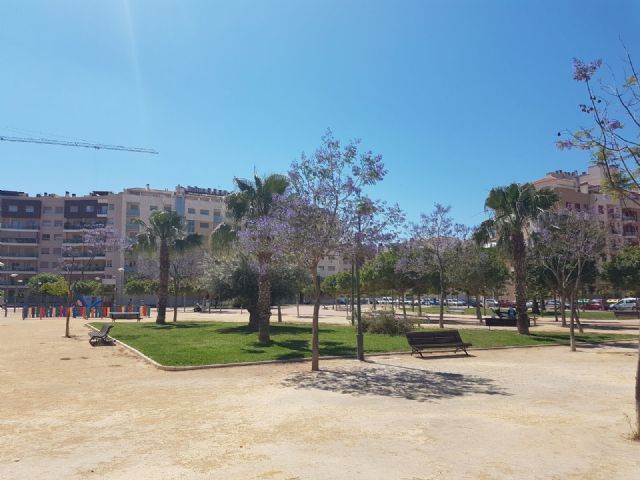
361;310;416;335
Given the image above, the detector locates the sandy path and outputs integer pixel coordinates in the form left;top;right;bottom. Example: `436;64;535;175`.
1;313;638;479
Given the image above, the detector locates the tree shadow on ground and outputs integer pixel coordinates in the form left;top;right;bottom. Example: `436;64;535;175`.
138;322;212;330
271;339;355;360
572;340;638;350
282;362;509;402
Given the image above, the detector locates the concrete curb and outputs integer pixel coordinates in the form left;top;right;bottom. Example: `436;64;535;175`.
86;323;638;372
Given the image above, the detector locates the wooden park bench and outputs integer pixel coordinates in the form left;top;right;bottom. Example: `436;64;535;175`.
612;310;639;319
406;330;471;357
88;323;115;346
446;306;467;314
110;311;141;322
483;317;531;328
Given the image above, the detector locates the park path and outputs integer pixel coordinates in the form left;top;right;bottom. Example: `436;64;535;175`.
0;312;638;479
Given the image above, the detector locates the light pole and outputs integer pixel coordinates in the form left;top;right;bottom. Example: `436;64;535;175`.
0;262;5;316
117;267;125;308
38;282;43;318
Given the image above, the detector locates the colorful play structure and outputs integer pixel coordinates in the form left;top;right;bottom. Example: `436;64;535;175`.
22;295;150;319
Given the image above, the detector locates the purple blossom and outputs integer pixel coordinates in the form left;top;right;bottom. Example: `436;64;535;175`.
606;119;623;130
572;58;602;82
555;139;574;150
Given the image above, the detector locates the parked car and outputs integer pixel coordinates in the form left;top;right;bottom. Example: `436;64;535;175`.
544;300;571;309
498;299;514;308
484;299;499;308
583;299;609;311
610;298;638;311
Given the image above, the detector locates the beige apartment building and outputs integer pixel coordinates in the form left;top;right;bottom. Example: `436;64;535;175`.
533;165;640;261
0;183;350;304
0;185;228;304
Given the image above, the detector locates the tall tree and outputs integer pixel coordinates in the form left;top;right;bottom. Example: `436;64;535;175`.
533;210;606;349
474;183;557;335
602;246;640;440
284;129;387;370
411;204;467;327
225;174;288;343
59;226;123;336
134;211;197;325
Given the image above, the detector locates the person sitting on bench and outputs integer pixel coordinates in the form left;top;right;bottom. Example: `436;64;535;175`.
507;306;516;319
493;308;505;319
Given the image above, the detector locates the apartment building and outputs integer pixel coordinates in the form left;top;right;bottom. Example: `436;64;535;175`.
0;185;228;304
533;165;640;261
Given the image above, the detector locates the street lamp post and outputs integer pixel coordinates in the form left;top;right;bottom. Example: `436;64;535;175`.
117;267;125;308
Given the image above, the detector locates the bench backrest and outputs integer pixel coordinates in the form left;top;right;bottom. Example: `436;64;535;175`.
406;330;463;345
97;323;113;335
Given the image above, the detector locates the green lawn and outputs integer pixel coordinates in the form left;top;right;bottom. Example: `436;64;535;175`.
92;321;637;367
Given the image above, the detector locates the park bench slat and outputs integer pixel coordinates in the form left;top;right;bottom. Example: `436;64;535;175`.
110;312;141;321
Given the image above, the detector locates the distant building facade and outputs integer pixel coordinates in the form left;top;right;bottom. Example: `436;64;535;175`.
532;165;640;262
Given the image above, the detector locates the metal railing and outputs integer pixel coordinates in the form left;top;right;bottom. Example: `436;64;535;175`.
0;223;39;230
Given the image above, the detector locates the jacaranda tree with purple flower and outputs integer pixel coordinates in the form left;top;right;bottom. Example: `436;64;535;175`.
285;129;387;371
557;50;640;203
59;225;124;337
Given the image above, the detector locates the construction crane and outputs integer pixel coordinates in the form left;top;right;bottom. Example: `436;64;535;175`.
0;134;158;154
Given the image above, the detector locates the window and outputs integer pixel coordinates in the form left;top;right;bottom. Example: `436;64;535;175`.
200;222;209;229
53;247;61;255
106;260;112;267
8;205;18;213
108;204;115;211
41;248;50;254
86;205;94;213
213;210;223;222
55;206;63;214
318;266;325;271
53;234;62;240
51;261;58;268
43;206;52;214
187;208;196;214
69;205;79;213
25;205;34;213
40;261;49;268
598;205;604;214
200;209;209;215
328;266;335;271
42;220;52;227
54;220;63;227
150;205;158;211
41;234;50;241
328;255;335;260
187;220;195;233
163;206;171;212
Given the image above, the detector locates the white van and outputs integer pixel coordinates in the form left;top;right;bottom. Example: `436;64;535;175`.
610;298;638;311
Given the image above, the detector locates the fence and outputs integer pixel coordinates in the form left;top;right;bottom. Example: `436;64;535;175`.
22;305;150;319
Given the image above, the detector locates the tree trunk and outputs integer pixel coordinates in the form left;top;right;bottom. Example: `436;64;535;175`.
569;290;576;351
257;269;271;344
173;286;179;322
560;291;567;327
475;293;482;322
247;308;258;330
402;292;407;320
635;325;640;439
512;232;530;335
438;275;445;328
554;290;559;322
311;267;321;371
417;294;422;318
64;291;72;338
278;303;282;322
296;296;300;318
157;241;169;325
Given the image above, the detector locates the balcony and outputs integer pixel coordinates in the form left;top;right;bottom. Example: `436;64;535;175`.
0;223;39;231
97;206;109;216
0;238;38;245
622;216;637;222
126;209;140;217
623;229;638;237
63;222;106;231
0;266;37;273
64;265;106;273
0;253;38;259
62;252;106;259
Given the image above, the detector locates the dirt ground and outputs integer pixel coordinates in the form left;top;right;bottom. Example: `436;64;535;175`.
1;312;638;479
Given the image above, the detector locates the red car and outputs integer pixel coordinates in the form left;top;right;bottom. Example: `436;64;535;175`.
583;299;609;311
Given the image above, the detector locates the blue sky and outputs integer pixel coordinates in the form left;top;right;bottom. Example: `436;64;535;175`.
1;0;638;225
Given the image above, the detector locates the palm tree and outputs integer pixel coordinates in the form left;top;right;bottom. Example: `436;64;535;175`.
134;211;200;325
225;174;288;342
474;183;557;335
